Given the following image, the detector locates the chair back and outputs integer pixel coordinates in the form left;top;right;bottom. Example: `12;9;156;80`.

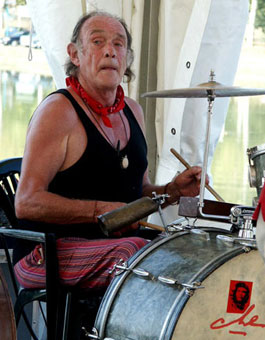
0;266;17;340
0;157;22;228
0;157;99;339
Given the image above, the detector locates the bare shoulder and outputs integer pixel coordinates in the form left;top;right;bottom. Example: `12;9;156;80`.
29;90;78;134
124;96;145;133
20;90;81;186
23;90;80;173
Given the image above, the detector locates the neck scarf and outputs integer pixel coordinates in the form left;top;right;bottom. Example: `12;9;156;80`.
66;76;125;128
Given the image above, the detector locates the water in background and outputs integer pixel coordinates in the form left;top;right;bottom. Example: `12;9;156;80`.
0;70;55;158
1;69;265;207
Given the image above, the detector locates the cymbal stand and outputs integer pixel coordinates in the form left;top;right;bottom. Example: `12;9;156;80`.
198;83;229;221
198;91;215;207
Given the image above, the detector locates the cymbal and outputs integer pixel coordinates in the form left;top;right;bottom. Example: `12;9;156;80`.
142;80;265;98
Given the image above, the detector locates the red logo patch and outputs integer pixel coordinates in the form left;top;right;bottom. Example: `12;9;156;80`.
226;280;253;314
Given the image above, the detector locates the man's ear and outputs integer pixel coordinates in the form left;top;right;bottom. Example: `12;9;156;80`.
67;42;80;67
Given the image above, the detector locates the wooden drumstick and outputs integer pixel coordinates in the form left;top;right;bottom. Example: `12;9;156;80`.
139;220;165;232
170;148;225;202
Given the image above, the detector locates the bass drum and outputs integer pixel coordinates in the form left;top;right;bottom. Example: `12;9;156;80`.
94;226;265;340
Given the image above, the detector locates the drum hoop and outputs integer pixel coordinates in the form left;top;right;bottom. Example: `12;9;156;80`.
160;246;250;340
96;227;233;338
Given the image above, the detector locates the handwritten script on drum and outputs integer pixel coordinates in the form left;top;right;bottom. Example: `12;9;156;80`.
210;304;265;336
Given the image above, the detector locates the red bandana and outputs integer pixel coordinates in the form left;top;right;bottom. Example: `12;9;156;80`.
66;76;125;128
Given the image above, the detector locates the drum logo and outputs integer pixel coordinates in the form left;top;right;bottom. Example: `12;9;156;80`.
226;280;252;314
210;280;265;336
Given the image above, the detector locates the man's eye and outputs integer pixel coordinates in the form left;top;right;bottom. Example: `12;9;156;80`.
93;40;102;45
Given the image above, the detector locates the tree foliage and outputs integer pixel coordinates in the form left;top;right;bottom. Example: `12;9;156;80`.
16;0;26;5
255;0;265;33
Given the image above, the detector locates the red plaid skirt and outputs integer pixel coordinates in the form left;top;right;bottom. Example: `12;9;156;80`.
14;237;148;290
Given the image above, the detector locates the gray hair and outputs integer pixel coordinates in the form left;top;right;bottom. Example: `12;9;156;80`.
65;11;135;82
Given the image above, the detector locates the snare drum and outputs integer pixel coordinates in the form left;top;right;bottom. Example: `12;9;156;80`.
247;144;265;197
92;226;265;340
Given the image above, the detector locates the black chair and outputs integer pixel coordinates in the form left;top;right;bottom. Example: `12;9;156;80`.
0;157;101;340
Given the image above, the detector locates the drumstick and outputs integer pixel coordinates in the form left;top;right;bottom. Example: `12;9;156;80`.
170;148;225;202
139;220;165;232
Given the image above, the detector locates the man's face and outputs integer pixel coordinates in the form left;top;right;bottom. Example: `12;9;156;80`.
236;287;247;302
75;15;128;92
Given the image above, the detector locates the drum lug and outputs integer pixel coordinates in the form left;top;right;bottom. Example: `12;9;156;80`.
185;288;195;297
81;326;100;339
242;246;252;253
190;228;210;240
109;259;126;275
81;326;115;340
216;234;257;249
158;275;204;292
132;267;155;280
109;259;154;279
166;223;210;240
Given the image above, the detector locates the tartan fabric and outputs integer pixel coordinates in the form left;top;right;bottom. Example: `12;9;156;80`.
14;237;148;290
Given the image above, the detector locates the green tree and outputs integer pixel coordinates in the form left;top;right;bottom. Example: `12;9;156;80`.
255;0;265;33
16;0;26;5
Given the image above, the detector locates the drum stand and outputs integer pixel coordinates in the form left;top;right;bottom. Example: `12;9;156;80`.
196;74;257;246
196;72;231;221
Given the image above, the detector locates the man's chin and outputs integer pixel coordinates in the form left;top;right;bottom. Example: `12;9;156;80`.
97;77;122;90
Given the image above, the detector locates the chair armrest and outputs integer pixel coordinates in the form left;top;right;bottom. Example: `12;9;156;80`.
0;228;45;243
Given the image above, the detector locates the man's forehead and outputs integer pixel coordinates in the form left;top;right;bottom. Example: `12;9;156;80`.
82;16;127;39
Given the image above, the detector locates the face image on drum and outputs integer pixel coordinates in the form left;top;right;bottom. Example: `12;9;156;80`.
94;227;265;340
226;280;252;314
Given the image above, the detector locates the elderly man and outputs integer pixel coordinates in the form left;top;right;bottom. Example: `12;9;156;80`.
14;11;204;294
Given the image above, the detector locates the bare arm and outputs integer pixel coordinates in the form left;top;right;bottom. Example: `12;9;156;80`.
15;94;125;225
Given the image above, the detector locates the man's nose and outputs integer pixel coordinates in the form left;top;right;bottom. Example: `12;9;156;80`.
104;43;116;58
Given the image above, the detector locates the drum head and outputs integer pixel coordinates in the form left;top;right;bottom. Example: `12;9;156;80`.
172;250;265;339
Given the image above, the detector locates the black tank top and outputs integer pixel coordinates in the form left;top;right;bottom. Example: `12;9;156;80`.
14;89;148;264
48;89;148;203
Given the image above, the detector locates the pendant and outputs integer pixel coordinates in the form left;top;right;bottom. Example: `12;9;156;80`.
121;155;129;169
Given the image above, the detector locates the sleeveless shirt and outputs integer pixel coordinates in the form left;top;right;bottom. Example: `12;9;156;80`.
48;89;148;203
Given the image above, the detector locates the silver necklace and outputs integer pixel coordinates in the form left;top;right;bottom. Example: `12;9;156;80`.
118;111;129;169
85;103;129;169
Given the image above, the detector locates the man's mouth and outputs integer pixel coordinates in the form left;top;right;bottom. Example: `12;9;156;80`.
101;66;117;71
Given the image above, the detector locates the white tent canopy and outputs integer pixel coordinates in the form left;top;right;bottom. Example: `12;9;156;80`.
26;0;249;224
